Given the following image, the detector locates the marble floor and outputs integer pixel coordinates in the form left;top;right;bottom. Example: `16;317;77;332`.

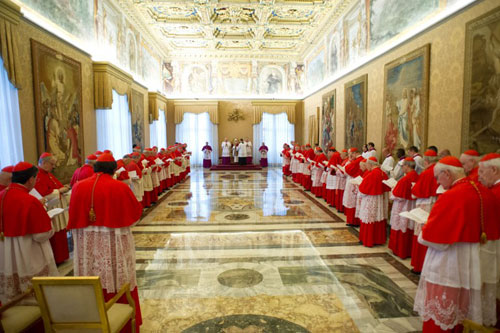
132;168;422;333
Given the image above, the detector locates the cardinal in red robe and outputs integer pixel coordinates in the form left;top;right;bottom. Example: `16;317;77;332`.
388;157;419;259
342;148;363;225
70;154;97;187
35;152;70;264
0;166;13;191
0;162;58;304
414;156;500;332
459;149;480;182
68;153;143;332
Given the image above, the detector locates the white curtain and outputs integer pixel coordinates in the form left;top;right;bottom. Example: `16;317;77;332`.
0;57;23;168
175;112;218;166
253;112;294;166
96;90;132;158
149;108;167;149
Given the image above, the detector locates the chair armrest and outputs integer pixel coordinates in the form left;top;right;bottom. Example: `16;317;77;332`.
104;283;130;311
0;288;34;315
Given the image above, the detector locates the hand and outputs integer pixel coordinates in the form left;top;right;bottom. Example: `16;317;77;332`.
59;186;70;194
39;198;47;205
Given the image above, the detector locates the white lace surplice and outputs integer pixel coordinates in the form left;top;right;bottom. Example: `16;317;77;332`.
326;172;336;190
0;233;58;303
358;193;388;223
414;240;500;329
342;176;358;209
389;196;416;232
73;226;137;293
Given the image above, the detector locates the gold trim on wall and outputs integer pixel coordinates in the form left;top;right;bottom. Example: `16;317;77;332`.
148;92;167;122
92;61;133;110
251;100;297;124
174;100;219;124
0;0;21;87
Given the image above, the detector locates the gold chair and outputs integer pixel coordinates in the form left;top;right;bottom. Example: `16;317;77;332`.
462;319;496;333
32;276;136;333
0;288;42;333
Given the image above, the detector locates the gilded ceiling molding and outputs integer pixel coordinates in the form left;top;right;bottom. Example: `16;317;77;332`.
251;101;297;125
93;61;133;110
148;92;168;121
174;100;219;124
0;0;21;87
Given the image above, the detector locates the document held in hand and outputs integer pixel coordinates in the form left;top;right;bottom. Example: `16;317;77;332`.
399;207;430;225
47;208;65;219
349;176;363;186
382;178;398;189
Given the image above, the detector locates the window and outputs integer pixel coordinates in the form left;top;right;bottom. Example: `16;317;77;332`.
253;112;294;166
0;57;23;167
175;112;218;166
96;90;132;158
150;109;167;148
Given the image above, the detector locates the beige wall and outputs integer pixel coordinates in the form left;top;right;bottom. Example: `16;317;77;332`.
303;0;499;158
166;100;176;146
17;19;95;164
218;100;254;151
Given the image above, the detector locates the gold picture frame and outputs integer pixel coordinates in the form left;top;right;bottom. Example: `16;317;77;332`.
321;89;336;151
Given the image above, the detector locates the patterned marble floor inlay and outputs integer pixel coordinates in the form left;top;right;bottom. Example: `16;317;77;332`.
134;168;422;333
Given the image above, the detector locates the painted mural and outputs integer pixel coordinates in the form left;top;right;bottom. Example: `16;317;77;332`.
131;90;145;150
216;62;252;95
369;0;439;50
307;49;326;88
259;66;285;95
321;89;336;152
462;6;500;153
344;75;367;150
141;43;162;90
31;40;83;183
383;45;430;153
343;1;368;67
162;62;175;94
19;0;94;41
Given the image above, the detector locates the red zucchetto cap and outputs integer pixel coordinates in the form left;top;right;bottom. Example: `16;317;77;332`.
438;156;463;168
1;166;14;173
480;153;500;162
13;162;34;172
103;149;111;154
131;152;140;157
306;144;311;147
361;158;367;163
96;153;115;162
39;152;52;159
95;151;103;155
145;148;153;152
424;150;437;157
404;157;415;162
342;149;348;152
328;147;336;151
349;147;358;152
368;156;378;162
463;149;480;156
86;154;97;161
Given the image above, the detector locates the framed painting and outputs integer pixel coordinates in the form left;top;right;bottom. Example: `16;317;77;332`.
321;89;336;151
344;74;368;150
31;39;83;183
308;112;318;146
131;90;145;149
382;44;430;153
462;6;500;153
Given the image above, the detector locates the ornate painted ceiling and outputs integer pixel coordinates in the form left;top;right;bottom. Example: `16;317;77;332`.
120;0;355;61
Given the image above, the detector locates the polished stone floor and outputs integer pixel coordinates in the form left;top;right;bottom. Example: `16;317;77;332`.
134;168;422;333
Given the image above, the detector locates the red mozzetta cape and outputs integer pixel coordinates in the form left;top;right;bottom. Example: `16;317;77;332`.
314;153;327;166
359;167;390;195
327;152;342;168
281;149;291;158
345;156;364;177
70;164;95;187
411;164;438;199
491;182;500;201
422;178;500;244
35;168;64;196
0;184;6;192
0;184;52;236
393;170;419;200
68;173;142;229
116;160;130;181
305;149;315;161
125;161;142;178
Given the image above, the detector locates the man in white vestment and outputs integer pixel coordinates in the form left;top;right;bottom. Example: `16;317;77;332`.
221;138;232;165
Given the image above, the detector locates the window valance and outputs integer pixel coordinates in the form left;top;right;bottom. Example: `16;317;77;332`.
148;92;167;121
93;62;133;110
174;100;219;124
251;101;297;124
0;0;21;87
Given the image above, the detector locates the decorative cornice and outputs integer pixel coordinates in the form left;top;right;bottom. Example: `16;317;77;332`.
0;0;22;24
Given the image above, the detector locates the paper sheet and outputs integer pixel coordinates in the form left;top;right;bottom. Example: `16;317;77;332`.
116;167;126;174
350;176;363;186
47;208;65;219
337;165;346;173
399;207;429;224
128;171;137;179
381;164;394;172
436;185;446;194
382;178;398;188
29;188;43;200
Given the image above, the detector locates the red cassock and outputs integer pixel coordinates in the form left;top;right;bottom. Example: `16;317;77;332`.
335;158;349;212
325;153;342;206
312;153;327;196
302;149;315;190
116;160;130;182
410;164;439;272
388;170;419;259
35;168;69;264
0;184;6;192
357;167;390;247
68;173;143;332
343;156;363;224
414;178;500;331
468;166;479;183
70;164;95;187
0;184;57;304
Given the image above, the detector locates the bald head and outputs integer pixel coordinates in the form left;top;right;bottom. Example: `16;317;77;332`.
0;170;12;187
39;156;56;172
